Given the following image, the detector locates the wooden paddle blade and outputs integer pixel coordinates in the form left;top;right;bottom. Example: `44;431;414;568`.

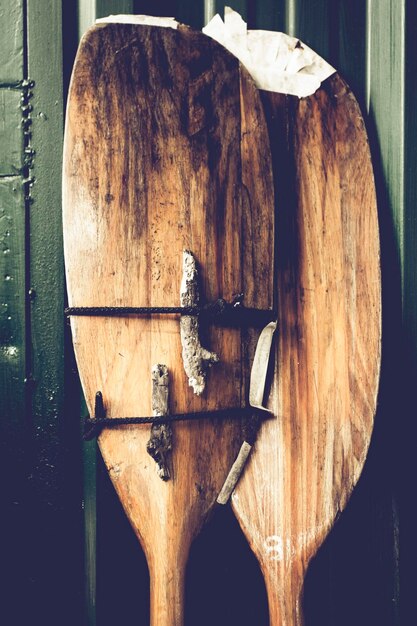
232;75;381;626
63;22;274;626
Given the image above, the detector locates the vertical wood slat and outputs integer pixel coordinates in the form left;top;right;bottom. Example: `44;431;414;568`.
364;2;416;623
25;1;84;624
27;0;65;511
0;2;27;622
204;0;216;24
0;180;26;419
399;0;417;621
84;436;98;626
0;91;24;174
75;5;100;622
133;0;204;29
214;0;248;22
335;0;367;105
0;0;24;83
366;10;404;621
79;0;134;38
250;0;284;30
285;0;332;58
76;4;133;626
367;0;405;261
0;177;27;624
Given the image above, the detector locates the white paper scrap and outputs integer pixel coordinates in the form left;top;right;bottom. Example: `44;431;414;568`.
203;7;335;97
96;14;178;29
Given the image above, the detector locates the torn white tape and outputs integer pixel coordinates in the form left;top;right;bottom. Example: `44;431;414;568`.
203;7;335;97
96;14;178;28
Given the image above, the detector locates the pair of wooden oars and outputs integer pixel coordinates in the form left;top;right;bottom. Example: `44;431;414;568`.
63;20;380;626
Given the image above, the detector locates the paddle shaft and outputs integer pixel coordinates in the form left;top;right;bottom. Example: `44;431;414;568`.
148;538;189;626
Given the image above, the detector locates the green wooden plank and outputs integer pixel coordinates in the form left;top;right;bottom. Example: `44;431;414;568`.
175;0;204;28
400;0;417;620
362;2;404;624
27;0;65;499
84;437;98;626
0;176;25;416
0;3;27;623
285;0;332;60
24;1;85;624
79;0;134;39
76;5;133;625
251;0;285;30
367;0;405;273
335;0;367;105
97;0;134;17
404;0;417;353
0;89;24;175
78;0;97;39
0;175;26;488
204;0;216;24
215;0;248;22
133;0;204;28
0;0;24;83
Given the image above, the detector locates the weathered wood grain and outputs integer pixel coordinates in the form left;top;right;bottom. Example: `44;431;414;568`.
63;22;273;626
232;74;381;626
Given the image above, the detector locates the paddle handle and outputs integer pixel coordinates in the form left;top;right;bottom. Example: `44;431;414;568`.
149;547;188;626
262;565;305;626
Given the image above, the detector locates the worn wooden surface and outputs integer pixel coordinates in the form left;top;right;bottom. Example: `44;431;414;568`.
63;22;273;626
232;74;381;626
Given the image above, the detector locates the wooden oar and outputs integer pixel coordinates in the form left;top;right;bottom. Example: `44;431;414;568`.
63;20;274;626
231;75;381;625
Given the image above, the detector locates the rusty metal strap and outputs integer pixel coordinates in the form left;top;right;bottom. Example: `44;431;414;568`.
83;391;272;441
65;295;276;327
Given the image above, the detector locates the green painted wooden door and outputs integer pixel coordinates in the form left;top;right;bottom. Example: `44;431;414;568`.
1;1;415;624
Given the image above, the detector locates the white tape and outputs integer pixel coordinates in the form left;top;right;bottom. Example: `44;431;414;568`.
203;7;335;97
96;15;178;28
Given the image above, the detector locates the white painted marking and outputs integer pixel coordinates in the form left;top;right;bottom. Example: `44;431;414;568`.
264;535;283;561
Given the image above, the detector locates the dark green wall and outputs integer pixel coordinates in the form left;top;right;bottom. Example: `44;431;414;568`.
1;1;415;624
